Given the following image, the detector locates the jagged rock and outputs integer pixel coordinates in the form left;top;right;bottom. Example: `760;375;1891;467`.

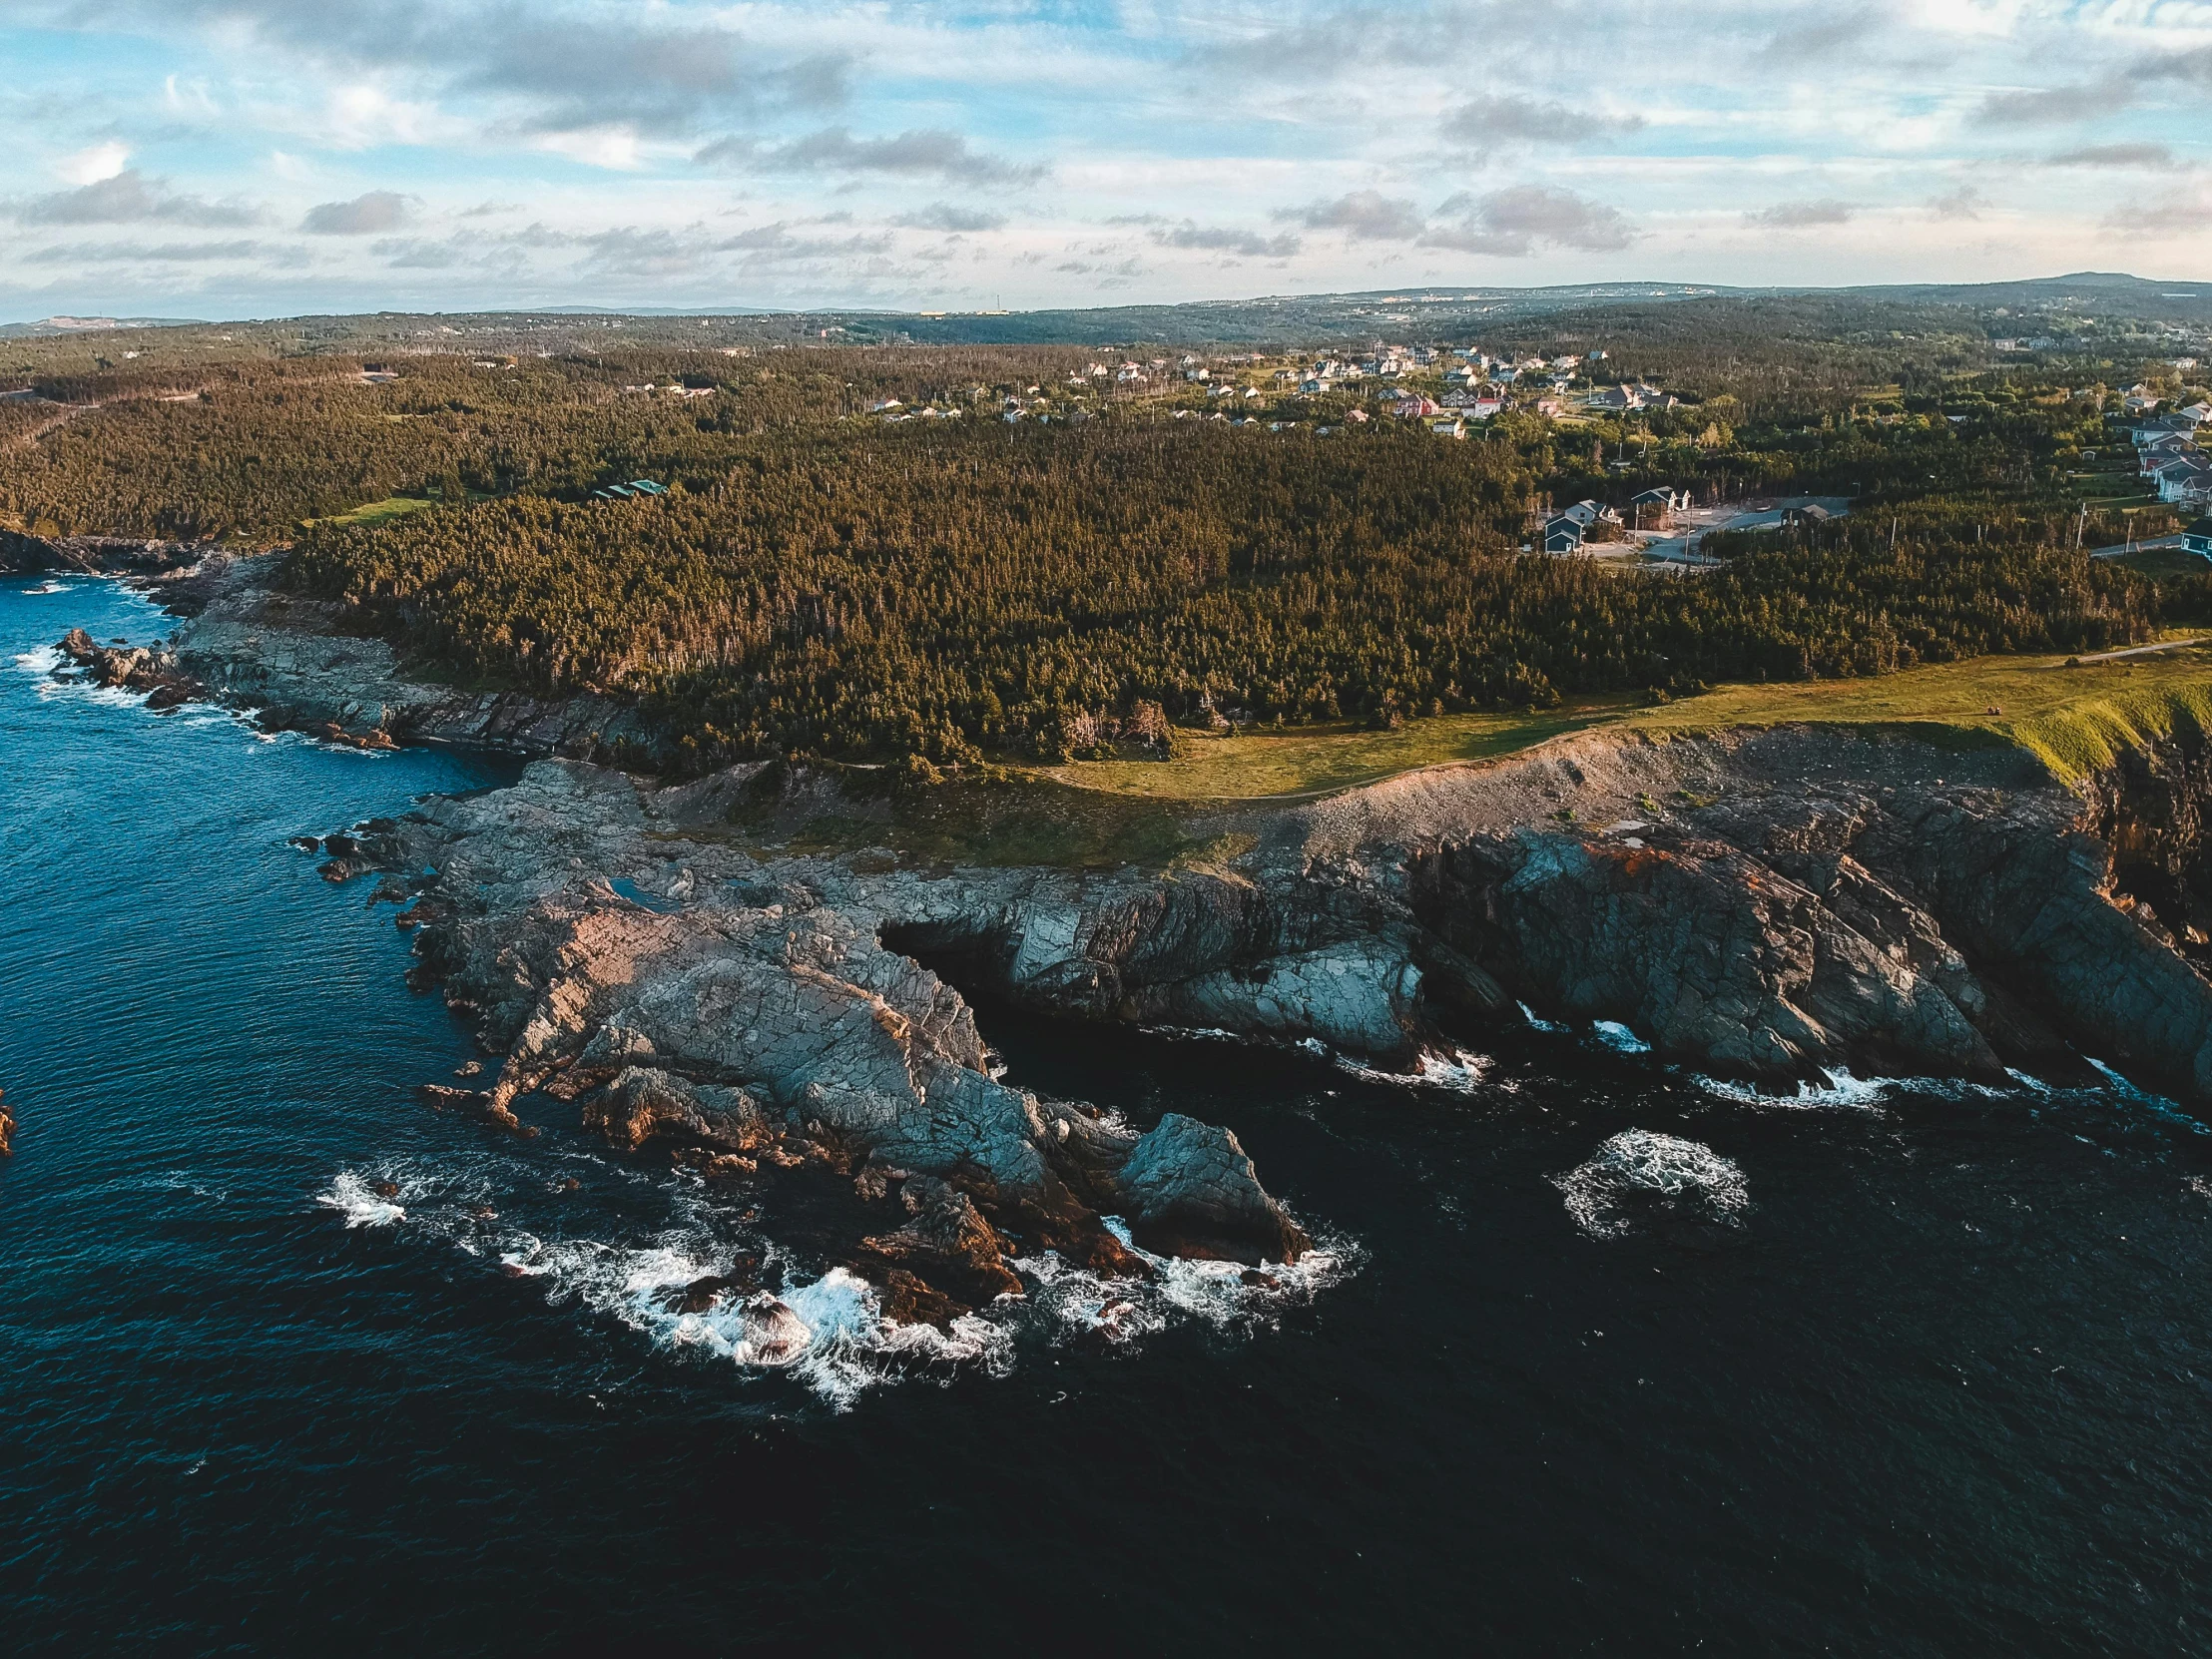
658;1257;761;1313
162;554;657;760
55;627;204;707
859;1267;970;1330
91;553;2212;1302
854;1174;1023;1306
1114;1113;1311;1265
737;1295;809;1364
581;1065;769;1152
414;1082;532;1135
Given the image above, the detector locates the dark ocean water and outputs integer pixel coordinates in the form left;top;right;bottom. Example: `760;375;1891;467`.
6;573;2212;1656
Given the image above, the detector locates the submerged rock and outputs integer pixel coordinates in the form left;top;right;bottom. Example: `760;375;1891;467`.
737;1295;810;1365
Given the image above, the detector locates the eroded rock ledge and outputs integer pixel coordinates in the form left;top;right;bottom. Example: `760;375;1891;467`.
51;556;2212;1328
326;761;1314;1309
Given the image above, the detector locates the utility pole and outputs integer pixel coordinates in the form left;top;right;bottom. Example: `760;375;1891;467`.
2076;500;2086;550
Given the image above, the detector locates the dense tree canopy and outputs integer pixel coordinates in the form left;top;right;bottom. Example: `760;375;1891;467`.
3;312;2194;771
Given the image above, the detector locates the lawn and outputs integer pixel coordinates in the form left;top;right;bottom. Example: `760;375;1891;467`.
1034;642;2212;800
1031;699;1637;801
303;494;435;530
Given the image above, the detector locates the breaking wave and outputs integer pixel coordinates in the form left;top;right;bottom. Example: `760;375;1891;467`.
1551;1129;1749;1240
1693;1067;1890;1110
316;1169;406;1228
1335;1044;1491;1093
1015;1215;1356;1349
314;1156;1353;1410
1590;1020;1652;1055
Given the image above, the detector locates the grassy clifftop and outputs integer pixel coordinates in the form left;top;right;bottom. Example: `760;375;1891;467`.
1032;640;2212;800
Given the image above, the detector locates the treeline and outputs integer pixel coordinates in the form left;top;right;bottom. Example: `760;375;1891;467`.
284;420;2154;767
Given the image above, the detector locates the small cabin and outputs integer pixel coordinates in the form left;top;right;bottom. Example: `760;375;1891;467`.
2184;517;2212;560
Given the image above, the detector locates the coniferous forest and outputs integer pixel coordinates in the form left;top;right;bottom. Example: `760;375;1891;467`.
3;295;2202;767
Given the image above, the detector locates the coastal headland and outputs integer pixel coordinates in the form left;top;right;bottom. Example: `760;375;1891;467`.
26;530;2212;1339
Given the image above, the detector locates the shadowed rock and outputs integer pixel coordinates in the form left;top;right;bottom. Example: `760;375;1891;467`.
1114;1113;1311;1265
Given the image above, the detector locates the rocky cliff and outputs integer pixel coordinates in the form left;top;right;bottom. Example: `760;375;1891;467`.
47;554;2212;1333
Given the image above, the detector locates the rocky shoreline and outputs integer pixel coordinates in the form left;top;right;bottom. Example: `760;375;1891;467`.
32;535;2212;1336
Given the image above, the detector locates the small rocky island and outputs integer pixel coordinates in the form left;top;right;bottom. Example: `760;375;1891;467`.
32;535;2212;1335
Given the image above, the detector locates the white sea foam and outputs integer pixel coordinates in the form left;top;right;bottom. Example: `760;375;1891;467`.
1551;1129;1749;1240
316;1169;406;1228
1012;1214;1355;1351
1590;1020;1652;1055
1692;1067;1890;1110
496;1230;1012;1409
12;645;61;674
1518;1002;1567;1033
1335;1044;1491;1093
313;1150;1350;1408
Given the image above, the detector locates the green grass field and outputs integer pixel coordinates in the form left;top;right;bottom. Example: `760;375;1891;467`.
303;494;436;530
1032;641;2212;800
1032;700;1636;800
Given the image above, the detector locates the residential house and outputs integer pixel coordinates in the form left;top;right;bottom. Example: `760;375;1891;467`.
2183;517;2212;559
1782;503;1834;528
1629;486;1688;529
1429;417;1465;439
1542;519;1585;554
1557;500;1620;536
2140;433;2194;475
2134;415;2195;447
2151;451;2212;504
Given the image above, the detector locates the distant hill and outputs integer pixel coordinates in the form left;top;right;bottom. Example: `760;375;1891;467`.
0;315;207;339
3;272;2202;349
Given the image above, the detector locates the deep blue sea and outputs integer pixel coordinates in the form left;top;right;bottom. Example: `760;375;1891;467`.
7;572;2212;1655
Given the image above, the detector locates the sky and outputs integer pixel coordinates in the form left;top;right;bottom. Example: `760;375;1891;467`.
1;0;2208;321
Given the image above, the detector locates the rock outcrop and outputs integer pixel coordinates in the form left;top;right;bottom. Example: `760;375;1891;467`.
56;627;205;710
60;554;2212;1321
2;529;203;579
165;554;654;756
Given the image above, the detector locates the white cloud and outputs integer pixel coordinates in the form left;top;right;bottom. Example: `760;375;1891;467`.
5;0;2211;310
58;142;130;186
532;127;647;171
